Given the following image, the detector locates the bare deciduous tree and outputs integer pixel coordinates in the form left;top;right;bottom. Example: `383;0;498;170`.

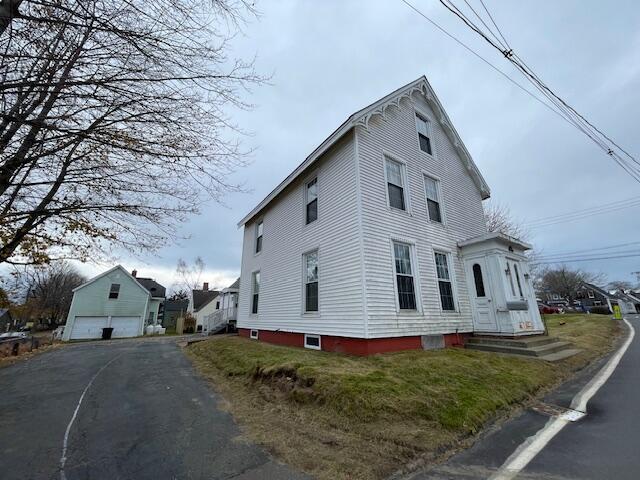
537;265;604;306
0;0;263;265
175;256;206;291
483;201;529;240
12;261;86;325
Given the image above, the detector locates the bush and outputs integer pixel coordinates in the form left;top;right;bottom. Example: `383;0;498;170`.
589;306;611;315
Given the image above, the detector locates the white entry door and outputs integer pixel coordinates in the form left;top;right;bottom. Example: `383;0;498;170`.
70;316;108;340
111;316;141;338
466;258;498;332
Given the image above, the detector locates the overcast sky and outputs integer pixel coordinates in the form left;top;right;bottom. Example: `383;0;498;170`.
77;0;640;291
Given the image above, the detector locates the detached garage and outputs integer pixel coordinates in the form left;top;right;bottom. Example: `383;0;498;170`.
62;265;165;341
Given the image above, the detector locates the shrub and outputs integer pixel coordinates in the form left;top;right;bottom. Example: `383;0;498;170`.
589;306;611;315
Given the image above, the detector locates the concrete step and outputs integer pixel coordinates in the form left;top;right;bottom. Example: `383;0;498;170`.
539;348;582;362
467;335;556;348
466;340;574;357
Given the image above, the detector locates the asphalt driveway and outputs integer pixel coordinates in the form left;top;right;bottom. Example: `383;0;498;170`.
0;337;307;480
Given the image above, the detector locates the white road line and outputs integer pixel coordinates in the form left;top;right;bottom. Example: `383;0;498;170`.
59;354;122;480
490;317;635;480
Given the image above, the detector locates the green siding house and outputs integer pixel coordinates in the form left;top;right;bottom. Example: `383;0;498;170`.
62;265;165;341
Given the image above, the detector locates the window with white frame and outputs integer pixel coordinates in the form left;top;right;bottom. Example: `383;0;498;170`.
424;175;442;223
305;178;318;224
393;241;416;310
250;329;258;339
434;252;455;311
415;114;433;155
304;334;321;350
385;157;406;211
588;290;595;299
251;271;260;314
255;220;263;253
304;250;319;312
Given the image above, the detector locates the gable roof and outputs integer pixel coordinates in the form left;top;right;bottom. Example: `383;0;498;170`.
72;265;150;296
582;282;613;299
238;76;491;227
135;277;166;298
192;289;220;311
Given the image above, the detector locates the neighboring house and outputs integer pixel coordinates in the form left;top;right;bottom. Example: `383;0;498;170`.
0;308;13;332
611;290;638;315
62;266;166;341
201;278;240;333
187;283;220;332
163;299;189;331
575;283;615;312
236;76;544;355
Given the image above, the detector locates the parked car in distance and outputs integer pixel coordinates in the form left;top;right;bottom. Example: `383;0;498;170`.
538;303;561;314
0;331;28;339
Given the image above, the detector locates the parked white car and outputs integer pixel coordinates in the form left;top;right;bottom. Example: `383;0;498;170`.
0;331;27;339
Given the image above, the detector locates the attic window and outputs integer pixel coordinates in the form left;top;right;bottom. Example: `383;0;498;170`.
415;114;433;155
588;290;595;299
109;283;120;299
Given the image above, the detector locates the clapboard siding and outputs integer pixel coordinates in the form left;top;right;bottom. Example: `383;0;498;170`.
358;92;487;337
237;133;365;336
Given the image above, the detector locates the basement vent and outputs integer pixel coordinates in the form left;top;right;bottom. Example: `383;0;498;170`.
250;329;258;339
421;335;445;350
304;334;321;350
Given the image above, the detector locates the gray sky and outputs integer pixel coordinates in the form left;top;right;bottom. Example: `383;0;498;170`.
78;0;640;290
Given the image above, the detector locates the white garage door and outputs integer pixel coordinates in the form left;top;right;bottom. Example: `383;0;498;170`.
70;316;108;340
111;316;141;338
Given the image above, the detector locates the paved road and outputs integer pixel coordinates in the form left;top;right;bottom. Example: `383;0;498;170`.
409;314;639;479
0;337;307;480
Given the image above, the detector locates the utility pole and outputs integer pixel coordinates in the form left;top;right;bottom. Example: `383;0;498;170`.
0;0;23;36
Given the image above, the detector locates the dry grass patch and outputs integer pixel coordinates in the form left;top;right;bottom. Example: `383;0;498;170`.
187;314;620;479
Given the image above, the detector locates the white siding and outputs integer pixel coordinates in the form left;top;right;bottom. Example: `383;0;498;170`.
358;93;487;337
237;134;365;337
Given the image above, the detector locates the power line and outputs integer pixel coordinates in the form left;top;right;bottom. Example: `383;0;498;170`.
430;0;640;183
535;241;640;260
532;251;640;265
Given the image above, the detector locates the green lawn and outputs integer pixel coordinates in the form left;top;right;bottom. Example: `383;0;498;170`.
187;314;620;480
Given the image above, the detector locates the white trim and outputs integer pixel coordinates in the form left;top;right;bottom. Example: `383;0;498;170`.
250;270;260;316
458;232;532;250
303;173;319;227
254;219;263;255
304;333;321;350
237;76;491;227
354;127;369;337
250;329;259;339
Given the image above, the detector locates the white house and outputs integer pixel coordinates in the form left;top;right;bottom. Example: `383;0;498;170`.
201;278;240;334
187;283;220;332
63;266;165;341
236;76;544;355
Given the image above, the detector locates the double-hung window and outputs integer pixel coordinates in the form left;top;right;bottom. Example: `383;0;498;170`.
305;178;318;224
415;114;433;155
393;242;416;310
255;220;263;254
108;283;120;299
304;251;319;312
385;157;406;211
424;175;442;223
434;252;455;311
251;271;260;314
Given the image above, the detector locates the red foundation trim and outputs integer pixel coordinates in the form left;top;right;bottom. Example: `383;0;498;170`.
237;329;468;355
